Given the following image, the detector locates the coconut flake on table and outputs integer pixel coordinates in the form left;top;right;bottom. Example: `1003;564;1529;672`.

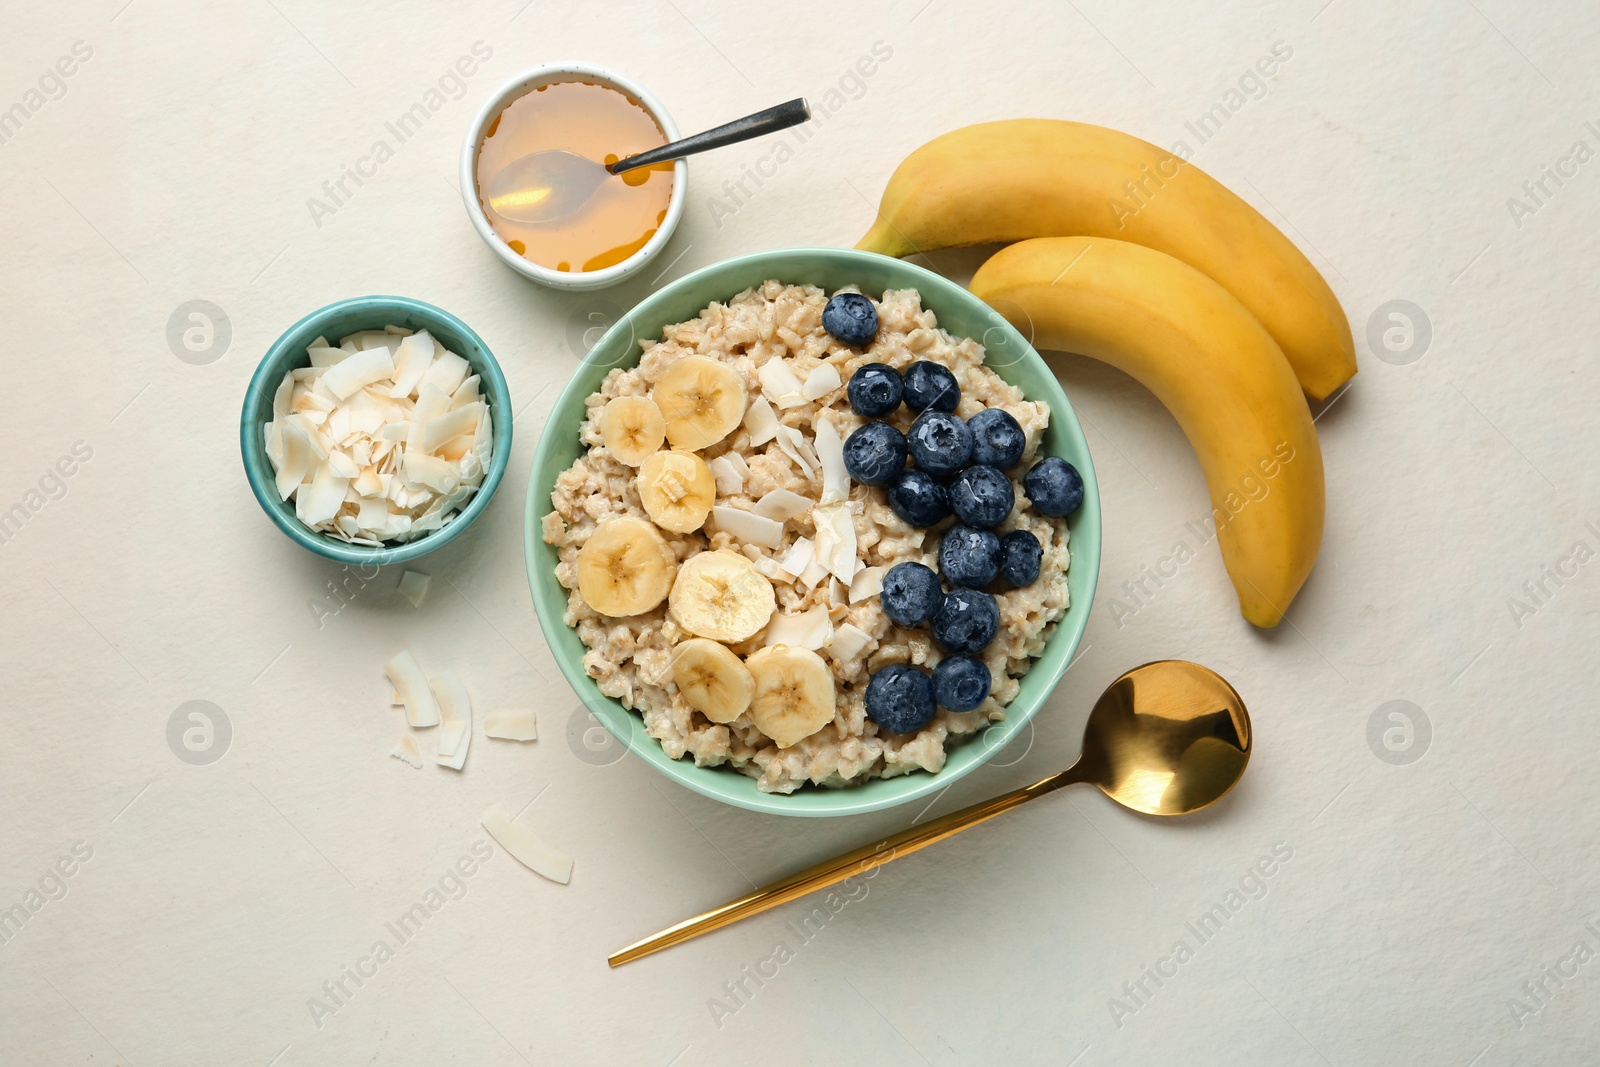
263;326;492;545
483;709;538;741
481;802;572;884
384;650;440;727
431;670;472;771
398;570;430;607
390;735;424;768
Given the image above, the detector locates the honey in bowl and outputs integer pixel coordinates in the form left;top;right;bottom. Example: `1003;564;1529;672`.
475;81;674;273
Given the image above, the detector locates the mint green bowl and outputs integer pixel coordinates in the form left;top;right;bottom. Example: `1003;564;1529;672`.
526;249;1100;817
241;295;513;565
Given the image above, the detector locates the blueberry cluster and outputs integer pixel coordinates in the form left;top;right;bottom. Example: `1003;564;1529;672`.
837;359;1085;736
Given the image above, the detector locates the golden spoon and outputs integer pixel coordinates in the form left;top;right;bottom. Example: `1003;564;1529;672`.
610;660;1250;967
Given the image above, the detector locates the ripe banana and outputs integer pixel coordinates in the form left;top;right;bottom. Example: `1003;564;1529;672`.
576;516;675;617
668;550;776;642
652;355;748;450
745;645;836;748
969;237;1323;627
670;638;754;724
638;450;715;533
856;119;1355;401
600;395;665;466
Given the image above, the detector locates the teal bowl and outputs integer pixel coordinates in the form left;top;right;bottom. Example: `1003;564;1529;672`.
526;249;1100;817
241;295;513;565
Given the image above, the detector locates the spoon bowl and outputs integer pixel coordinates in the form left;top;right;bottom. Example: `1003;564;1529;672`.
485;149;609;225
609;659;1251;965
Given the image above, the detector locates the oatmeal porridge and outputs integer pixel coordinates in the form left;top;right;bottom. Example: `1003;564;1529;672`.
541;281;1077;794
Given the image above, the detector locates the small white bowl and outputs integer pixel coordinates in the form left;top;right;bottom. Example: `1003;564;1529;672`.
459;63;687;292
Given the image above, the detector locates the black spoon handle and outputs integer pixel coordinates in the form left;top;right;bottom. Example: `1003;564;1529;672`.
608;98;811;174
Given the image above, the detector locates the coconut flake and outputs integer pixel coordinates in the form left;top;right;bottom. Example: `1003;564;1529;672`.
743;396;778;446
481;802;572;884
803;364;842;400
774;425;816;478
777;537;815;579
753;488;812;523
419;350;470;397
421;402;482;453
763;605;833;650
849;565;886;603
830;623;873;668
708;455;744;496
813;504;857;586
431;670;472;771
321;347;396;400
712;505;784;549
816;419;850;505
398;570;430;607
483;709;538;741
299;464;349;526
388;332;434;398
384;650;440;728
390;735;423;768
758;358;807;409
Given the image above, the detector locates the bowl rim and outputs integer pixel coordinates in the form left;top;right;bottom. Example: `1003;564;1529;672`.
459;62;688;292
525;247;1101;816
240;294;514;566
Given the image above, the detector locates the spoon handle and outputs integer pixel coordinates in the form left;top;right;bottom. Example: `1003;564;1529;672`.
609;98;812;174
608;770;1069;967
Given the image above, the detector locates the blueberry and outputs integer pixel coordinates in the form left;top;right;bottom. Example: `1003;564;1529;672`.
938;524;1001;588
887;469;950;528
967;409;1026;469
864;665;937;734
932;655;991;712
906;410;973;477
823;292;879;347
842;421;907;486
932;589;999;655
1024;457;1084;517
879;562;944;626
902;361;959;413
999;529;1043;587
948;465;1015;528
846;362;902;417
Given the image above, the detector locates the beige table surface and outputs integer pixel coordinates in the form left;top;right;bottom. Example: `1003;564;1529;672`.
3;1;1598;1063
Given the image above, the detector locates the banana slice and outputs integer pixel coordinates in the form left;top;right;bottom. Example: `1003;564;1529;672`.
652;356;747;450
637;450;715;533
600;395;665;466
745;645;836;748
576;516;675;617
670;638;754;724
668;550;775;642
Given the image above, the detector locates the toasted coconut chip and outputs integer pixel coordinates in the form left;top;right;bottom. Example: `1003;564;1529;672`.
758;358;806;409
481;802;572;884
398;570;430;607
798;554;830;589
483;709;537;741
451;374;481;408
813;504;857;586
419;350;471;397
431;670;472;771
803;363;842;400
753;488;812;522
777;537;815;580
708;455;744;496
743;396;778;446
830;622;874;668
272;374;293;420
300;465;349;526
384;650;440;727
309;345;353;368
849;565;885;603
763;604;833;650
321;347;396;400
815;419;850;506
421;402;482;453
390;735;423;768
774;425;815;478
712;505;784;549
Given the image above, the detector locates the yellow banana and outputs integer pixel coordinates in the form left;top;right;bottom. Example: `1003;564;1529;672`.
857;119;1356;401
970;237;1323;627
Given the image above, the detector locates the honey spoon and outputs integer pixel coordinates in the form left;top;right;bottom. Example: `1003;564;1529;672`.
609;660;1251;966
485;97;811;225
